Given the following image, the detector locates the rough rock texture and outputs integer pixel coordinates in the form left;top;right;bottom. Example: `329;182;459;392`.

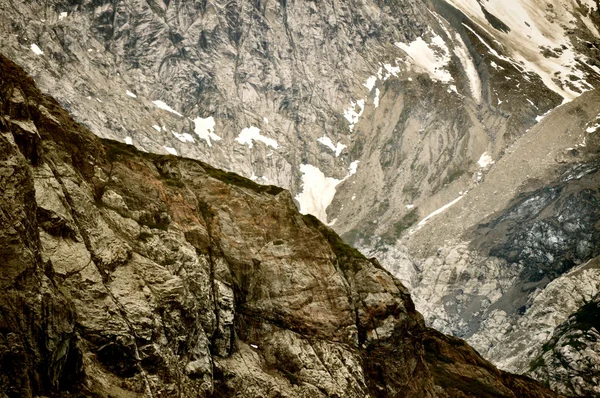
0;55;561;397
529;291;600;397
365;88;600;395
0;62;80;397
2;0;600;394
2;0;596;223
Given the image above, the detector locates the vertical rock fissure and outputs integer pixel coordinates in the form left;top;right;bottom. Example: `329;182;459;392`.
44;159;155;397
194;196;222;354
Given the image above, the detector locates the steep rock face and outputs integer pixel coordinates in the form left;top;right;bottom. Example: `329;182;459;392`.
529;291;600;397
0;55;560;397
0;65;80;396
2;0;600;394
365;88;600;394
3;0;593;223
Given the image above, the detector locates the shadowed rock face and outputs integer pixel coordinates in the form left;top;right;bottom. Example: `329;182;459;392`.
0;55;559;397
529;291;600;397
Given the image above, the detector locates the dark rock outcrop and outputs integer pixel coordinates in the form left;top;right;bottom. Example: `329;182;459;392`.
529;278;600;397
0;54;559;397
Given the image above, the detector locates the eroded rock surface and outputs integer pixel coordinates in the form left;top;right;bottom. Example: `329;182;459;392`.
2;1;600;393
0;55;559;397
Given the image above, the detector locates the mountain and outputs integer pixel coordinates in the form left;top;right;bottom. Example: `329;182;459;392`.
0;53;561;397
1;0;599;395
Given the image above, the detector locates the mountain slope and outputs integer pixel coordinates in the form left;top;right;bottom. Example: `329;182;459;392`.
1;0;600;394
365;84;600;385
0;54;561;397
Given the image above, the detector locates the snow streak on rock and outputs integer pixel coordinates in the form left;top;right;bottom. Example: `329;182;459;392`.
172;131;195;143
317;136;346;157
416;194;465;228
152;100;183;117
453;34;482;102
30;44;43;55
235;126;279;149
163;146;177;155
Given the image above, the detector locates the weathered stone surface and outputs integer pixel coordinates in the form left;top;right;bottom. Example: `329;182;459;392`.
2;1;600;394
0;55;561;397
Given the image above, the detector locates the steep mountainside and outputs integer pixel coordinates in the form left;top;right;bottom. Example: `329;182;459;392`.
0;55;561;397
4;0;596;222
529;290;600;397
1;0;600;395
365;87;600;395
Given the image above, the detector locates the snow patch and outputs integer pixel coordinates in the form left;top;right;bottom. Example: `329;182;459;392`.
382;64;400;78
317;136;346;157
236;126;279;149
250;173;269;182
125;90;137;98
295;164;342;222
344;62;401;132
152;125;162;132
395;35;453;83
30;44;44;56
477;152;494;168
152;100;183;117
124;137;133;145
364;75;377;91
172;131;195;143
163;146;177;155
344;99;365;132
295;160;360;222
58;12;67;20
193;116;221;147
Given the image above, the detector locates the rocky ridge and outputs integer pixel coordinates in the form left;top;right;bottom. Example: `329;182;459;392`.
529;289;600;397
2;0;600;394
0;54;562;397
365;88;600;395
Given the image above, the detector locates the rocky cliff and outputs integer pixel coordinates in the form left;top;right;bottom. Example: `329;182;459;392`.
529;287;600;397
365;87;600;395
0;54;561;397
1;0;600;395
